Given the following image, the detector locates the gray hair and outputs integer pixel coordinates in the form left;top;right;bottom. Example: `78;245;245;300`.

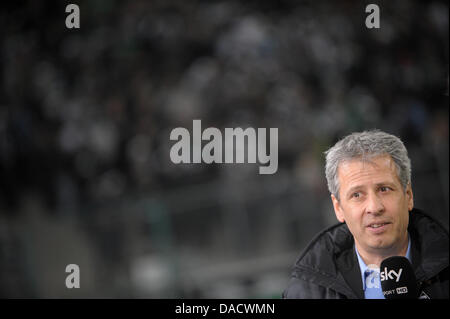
325;130;411;200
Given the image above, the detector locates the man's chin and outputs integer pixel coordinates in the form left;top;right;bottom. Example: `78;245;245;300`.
367;238;397;252
362;232;392;246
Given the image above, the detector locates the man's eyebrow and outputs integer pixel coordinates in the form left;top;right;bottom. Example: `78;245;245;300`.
346;185;365;196
374;181;396;186
346;181;397;195
374;181;398;188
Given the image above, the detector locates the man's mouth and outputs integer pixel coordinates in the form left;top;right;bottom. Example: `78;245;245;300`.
368;223;389;228
366;221;391;233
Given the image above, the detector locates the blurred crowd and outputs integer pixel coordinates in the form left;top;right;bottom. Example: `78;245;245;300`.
0;0;448;298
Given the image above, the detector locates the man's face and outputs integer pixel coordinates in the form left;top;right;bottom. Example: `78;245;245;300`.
331;155;413;256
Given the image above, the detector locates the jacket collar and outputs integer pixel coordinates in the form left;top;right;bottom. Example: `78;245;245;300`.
335;245;364;298
292;222;363;298
408;209;449;281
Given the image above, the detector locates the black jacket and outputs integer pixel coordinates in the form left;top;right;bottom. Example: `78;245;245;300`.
283;208;449;299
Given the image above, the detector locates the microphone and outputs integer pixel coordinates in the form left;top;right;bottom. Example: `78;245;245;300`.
380;256;418;299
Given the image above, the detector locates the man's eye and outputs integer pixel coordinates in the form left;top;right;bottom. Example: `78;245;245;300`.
380;186;390;192
352;192;360;198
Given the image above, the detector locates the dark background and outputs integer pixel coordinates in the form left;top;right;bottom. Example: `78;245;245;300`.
0;0;448;298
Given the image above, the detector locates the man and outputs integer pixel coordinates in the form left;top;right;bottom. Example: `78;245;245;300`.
283;130;449;299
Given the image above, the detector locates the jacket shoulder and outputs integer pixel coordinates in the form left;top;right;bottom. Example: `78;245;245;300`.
294;222;353;273
284;222;356;299
409;208;449;291
409;208;449;238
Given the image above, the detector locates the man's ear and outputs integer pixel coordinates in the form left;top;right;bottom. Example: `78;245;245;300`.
406;183;414;211
331;194;345;223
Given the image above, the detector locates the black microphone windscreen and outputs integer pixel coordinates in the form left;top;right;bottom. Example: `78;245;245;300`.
380;256;418;299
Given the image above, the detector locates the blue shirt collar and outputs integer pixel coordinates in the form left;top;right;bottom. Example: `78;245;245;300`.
355;234;411;291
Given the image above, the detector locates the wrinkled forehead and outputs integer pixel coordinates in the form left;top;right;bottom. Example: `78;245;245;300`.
337;154;400;183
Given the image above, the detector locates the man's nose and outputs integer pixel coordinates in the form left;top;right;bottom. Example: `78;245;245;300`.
366;192;385;214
